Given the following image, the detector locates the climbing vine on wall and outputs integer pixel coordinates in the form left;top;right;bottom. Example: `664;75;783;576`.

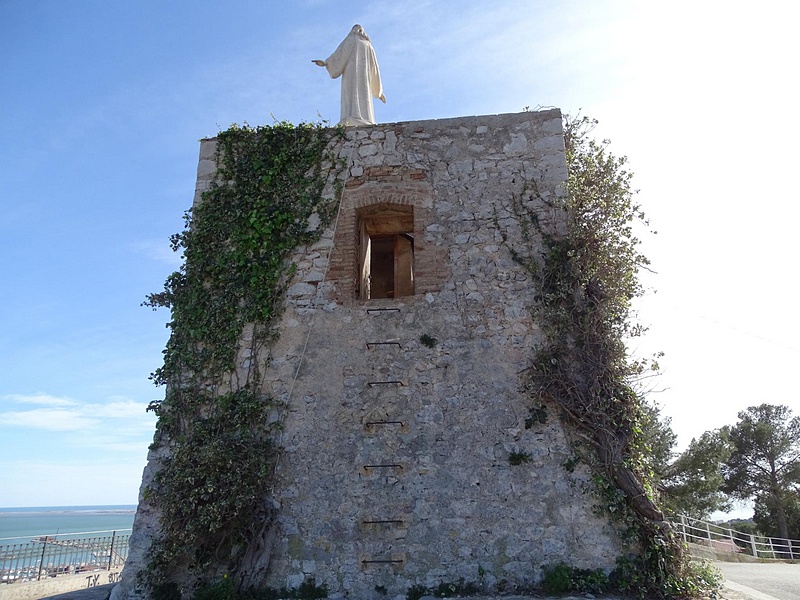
505;115;718;598
143;122;345;593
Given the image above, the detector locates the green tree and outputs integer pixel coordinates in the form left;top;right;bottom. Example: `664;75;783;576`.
753;490;800;540
641;402;677;479
641;407;733;520
660;430;732;519
722;404;800;540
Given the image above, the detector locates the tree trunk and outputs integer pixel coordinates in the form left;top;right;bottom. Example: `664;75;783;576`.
596;430;664;522
772;488;789;541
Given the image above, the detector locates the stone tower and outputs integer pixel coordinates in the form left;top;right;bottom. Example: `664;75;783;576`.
115;109;623;599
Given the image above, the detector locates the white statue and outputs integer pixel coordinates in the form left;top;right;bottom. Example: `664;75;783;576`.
313;24;386;126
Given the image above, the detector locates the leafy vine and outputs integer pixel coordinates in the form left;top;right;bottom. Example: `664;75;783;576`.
504;114;717;598
142;121;345;595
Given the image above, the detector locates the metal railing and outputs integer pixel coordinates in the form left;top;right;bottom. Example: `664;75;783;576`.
673;515;799;560
0;529;130;584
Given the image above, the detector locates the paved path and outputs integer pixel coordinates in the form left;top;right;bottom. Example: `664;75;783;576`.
715;561;800;600
41;583;113;600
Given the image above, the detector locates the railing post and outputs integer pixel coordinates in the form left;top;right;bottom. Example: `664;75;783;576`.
37;536;48;581
706;521;712;542
750;533;758;557
108;531;116;571
779;537;790;560
680;515;688;543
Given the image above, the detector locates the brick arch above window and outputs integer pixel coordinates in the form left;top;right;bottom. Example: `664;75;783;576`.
327;179;449;304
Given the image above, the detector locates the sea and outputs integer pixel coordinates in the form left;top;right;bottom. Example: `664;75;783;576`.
0;505;136;541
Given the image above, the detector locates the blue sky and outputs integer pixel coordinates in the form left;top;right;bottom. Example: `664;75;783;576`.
2;0;798;509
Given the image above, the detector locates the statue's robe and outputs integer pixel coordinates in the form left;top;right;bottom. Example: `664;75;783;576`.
324;32;383;126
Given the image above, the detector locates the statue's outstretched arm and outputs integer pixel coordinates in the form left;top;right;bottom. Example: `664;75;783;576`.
312;60;326;67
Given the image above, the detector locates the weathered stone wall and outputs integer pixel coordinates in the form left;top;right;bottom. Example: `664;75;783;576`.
114;110;624;600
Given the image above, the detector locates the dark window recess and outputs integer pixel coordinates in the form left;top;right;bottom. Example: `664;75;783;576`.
358;208;415;300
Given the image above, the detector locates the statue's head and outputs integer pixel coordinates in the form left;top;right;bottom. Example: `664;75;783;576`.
350;24;370;42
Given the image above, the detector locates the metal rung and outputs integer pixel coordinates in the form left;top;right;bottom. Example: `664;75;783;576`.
362;559;404;564
365;421;404;427
367;308;401;314
366;342;402;349
367;381;404;386
363;464;403;469
362;520;404;525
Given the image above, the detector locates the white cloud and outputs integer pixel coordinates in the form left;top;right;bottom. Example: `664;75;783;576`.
0;394;155;435
0;459;147;507
3;393;78;407
90;399;153;420
131;239;183;267
1;408;99;431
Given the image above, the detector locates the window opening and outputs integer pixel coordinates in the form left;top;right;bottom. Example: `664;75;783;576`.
358;208;414;300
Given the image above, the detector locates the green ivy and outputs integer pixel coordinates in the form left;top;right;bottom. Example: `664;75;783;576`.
508;451;531;466
419;333;438;348
142;121;345;590
541;562;610;595
406;579;481;600
502;114;719;598
193;577;329;600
